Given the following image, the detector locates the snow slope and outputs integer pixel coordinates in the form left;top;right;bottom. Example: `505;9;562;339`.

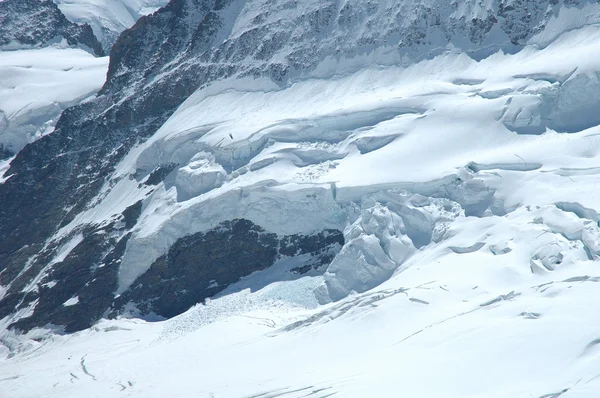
54;0;169;50
0;47;108;155
1;210;599;397
2;5;600;395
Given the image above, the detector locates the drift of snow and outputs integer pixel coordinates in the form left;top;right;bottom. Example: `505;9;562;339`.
62;296;79;307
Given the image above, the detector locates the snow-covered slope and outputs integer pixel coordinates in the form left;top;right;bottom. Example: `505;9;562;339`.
0;48;108;155
2;242;600;397
54;0;169;50
0;0;108;156
70;5;600;305
2;1;600;396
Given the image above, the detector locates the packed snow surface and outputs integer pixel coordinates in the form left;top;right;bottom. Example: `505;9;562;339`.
3;5;600;398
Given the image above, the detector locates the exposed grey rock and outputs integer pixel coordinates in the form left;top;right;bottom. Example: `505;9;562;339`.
0;143;12;160
112;219;343;319
0;0;104;56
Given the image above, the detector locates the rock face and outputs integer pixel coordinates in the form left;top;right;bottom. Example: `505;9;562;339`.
0;0;104;56
113;219;343;320
1;0;599;333
7;218;341;333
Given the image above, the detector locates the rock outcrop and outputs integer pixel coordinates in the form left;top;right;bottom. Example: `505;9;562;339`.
0;0;104;56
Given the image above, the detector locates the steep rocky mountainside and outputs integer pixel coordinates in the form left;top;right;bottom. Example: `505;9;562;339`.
1;0;600;335
0;0;104;56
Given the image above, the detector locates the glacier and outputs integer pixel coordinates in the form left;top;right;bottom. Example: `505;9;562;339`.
2;0;600;396
95;21;600;301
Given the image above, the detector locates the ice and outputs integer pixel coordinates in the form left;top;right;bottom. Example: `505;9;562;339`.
500;95;545;134
545;72;600;133
173;151;227;200
316;202;415;302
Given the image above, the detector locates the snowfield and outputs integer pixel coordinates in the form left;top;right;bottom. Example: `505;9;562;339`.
3;3;600;398
1;231;600;397
0;47;108;154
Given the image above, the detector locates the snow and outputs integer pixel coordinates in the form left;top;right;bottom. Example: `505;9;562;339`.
0;155;14;183
1;245;599;397
53;0;169;49
3;3;600;397
49;234;84;267
62;296;79;307
100;22;600;294
0;47;108;154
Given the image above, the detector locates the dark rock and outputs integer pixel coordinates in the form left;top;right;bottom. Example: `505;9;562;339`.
112;219;343;320
122;201;143;230
0;144;13;160
10;227;129;333
144;163;178;186
0;0;104;56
